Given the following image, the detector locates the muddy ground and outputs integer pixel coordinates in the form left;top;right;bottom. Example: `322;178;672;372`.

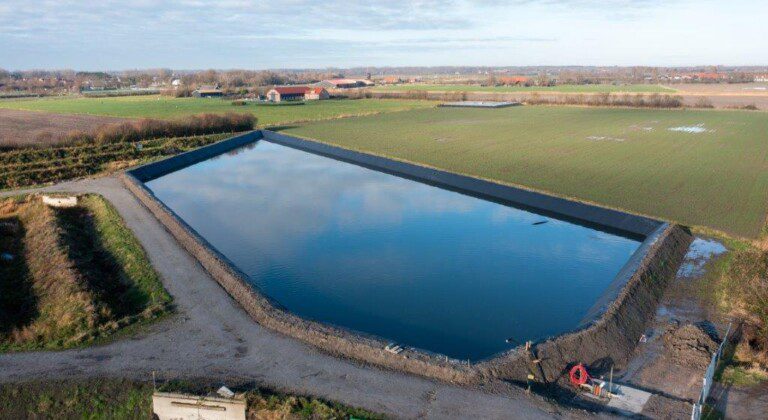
613;238;735;417
0;109;127;149
711;381;768;419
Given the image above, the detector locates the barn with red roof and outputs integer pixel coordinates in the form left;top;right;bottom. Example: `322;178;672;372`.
266;86;329;102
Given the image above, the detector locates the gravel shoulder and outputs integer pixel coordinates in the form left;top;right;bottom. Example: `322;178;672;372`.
0;176;568;419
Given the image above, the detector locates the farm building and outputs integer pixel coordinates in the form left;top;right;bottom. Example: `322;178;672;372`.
266;86;329;102
192;85;223;98
304;87;330;100
316;79;370;89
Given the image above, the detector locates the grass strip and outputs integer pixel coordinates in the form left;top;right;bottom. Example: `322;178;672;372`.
0;194;171;352
0;378;384;419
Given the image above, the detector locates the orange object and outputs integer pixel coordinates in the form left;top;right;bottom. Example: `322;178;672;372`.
569;363;590;386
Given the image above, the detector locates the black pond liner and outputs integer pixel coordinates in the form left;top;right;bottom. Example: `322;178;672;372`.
126;129;676;371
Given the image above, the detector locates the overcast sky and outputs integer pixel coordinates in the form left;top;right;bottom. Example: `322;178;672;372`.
1;0;766;70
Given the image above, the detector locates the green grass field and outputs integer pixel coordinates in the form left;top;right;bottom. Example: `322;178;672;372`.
0;96;436;124
282;106;768;238
373;84;676;93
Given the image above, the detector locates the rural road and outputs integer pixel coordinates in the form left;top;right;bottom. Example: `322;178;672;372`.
0;176;577;419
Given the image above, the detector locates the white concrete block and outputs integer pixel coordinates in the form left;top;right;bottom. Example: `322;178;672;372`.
152;392;246;420
41;195;78;208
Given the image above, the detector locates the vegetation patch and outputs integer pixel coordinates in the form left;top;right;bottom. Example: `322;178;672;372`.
63;112;255;146
0;194;170;351
0;108;128;149
0;378;383;419
0;379;152;419
0;111;254;151
282;106;768;237
0;133;230;189
719;364;768;387
706;244;768;368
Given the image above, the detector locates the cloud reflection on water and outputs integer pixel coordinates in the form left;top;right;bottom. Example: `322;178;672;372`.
147;140;641;360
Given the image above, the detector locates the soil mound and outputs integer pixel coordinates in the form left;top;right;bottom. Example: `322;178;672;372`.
662;322;719;369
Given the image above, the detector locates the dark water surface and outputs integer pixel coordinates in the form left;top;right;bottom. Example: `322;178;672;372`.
147;140;641;360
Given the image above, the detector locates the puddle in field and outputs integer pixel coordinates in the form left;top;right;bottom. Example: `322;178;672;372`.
668;124;714;134
630;121;658;132
676;238;727;278
586;135;625;142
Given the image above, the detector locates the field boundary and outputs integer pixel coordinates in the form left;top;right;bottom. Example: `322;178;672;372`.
122;130;691;387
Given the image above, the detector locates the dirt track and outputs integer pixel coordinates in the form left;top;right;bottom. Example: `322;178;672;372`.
0;176;572;419
0;109;126;148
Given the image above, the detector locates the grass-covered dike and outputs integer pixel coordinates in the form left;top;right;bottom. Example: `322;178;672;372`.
0;194;171;351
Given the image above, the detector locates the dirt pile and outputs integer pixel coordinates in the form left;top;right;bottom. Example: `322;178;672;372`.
662;322;719;369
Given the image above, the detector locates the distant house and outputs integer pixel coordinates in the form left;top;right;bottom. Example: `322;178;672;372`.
683;72;727;83
171;79;182;88
754;74;768;82
304;87;330;100
380;76;403;84
192;85;223;98
266;86;329;102
498;76;531;86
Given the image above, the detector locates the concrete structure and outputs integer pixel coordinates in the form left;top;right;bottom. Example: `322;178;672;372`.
266;86;328;102
605;383;653;416
41;195;78;208
152;392;246;420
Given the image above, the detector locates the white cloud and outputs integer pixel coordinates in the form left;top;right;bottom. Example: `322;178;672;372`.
0;0;765;69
